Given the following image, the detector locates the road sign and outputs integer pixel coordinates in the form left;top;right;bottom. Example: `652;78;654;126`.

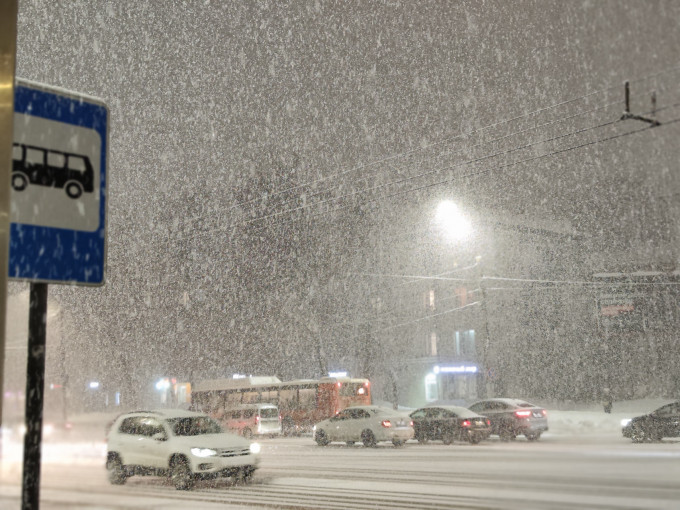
9;79;108;285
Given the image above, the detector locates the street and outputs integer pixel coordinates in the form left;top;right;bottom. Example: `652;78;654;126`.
2;423;680;509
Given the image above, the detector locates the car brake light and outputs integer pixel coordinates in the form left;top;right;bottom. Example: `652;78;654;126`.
486;419;491;426
381;420;392;428
515;410;532;418
461;420;471;428
541;409;547;417
256;416;260;423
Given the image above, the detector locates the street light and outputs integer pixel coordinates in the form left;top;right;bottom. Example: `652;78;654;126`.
434;200;472;242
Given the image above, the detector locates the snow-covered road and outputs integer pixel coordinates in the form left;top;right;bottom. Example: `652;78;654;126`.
1;404;679;509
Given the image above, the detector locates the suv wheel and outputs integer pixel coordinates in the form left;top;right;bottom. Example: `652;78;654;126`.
170;458;194;490
106;455;127;485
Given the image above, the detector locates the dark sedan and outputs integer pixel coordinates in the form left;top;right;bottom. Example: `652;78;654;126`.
622;401;680;443
467;398;548;441
409;406;491;444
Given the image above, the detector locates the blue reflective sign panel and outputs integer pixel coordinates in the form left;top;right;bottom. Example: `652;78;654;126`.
9;80;108;285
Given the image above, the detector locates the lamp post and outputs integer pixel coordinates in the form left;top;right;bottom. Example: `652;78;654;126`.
432;201;492;399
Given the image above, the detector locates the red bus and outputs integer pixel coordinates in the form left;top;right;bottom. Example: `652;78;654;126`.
191;376;371;435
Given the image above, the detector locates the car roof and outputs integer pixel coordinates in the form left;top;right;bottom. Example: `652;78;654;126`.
344;405;398;414
419;405;476;413
470;398;538;407
118;409;208;420
228;403;278;409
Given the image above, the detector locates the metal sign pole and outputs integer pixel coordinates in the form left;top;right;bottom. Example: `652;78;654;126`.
21;282;48;510
0;0;19;432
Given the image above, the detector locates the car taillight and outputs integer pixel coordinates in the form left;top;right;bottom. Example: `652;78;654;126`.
256;416;260;423
461;420;471;428
515;410;532;418
486;419;491;426
381;420;392;428
410;420;414;427
541;409;547;417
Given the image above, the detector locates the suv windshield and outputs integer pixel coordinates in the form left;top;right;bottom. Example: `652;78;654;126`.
166;416;223;436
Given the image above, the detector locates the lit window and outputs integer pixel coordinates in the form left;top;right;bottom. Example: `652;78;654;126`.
429;331;438;356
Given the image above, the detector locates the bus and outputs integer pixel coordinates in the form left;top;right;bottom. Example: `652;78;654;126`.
191;375;371;435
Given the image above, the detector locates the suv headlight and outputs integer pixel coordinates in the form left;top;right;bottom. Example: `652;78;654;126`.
191;447;217;458
620;418;632;427
250;442;261;454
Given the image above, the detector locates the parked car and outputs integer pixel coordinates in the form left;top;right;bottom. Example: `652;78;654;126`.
621;401;680;443
313;406;414;447
219;403;282;438
106;409;261;490
409;405;491;444
467;398;548;441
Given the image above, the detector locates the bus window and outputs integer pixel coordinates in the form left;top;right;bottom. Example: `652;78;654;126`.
47;151;65;168
67;155;87;172
25;147;44;166
339;382;366;397
299;387;316;410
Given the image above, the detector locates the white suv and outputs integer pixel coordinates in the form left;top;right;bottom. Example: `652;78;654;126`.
106;409;261;490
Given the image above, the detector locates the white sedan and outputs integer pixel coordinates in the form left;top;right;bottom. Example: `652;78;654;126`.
313;406;414;447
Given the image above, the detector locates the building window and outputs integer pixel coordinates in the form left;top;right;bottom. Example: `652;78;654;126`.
428;331;438;356
427;289;435;310
425;373;438;402
455;330;476;359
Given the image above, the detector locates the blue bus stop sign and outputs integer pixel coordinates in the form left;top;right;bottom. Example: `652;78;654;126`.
9;80;108;285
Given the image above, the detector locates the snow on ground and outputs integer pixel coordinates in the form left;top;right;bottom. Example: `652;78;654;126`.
1;398;674;470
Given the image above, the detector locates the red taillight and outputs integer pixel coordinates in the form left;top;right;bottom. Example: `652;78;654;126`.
410;420;414;427
486;419;491;426
541;409;547;417
461;420;471;428
381;420;392;428
515;410;532;418
337;382;342;388
255;416;260;423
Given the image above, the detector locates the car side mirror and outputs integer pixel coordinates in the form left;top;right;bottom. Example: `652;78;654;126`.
152;432;167;441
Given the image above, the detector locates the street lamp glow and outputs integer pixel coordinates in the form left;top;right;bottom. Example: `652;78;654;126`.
435;200;471;242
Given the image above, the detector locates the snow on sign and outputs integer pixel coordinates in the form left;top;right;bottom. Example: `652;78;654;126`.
9;80;108;285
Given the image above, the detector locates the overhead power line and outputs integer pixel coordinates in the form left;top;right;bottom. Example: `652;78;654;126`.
179;63;680;233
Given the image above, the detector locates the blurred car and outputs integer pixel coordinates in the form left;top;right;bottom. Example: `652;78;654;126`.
467;398;548;441
106;409;261;490
621;401;680;443
313;405;414;447
409;405;491;444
